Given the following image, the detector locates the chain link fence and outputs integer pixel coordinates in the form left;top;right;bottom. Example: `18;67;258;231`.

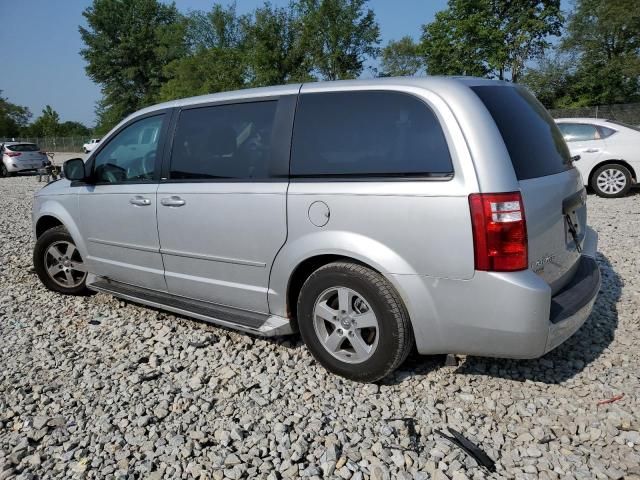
549;103;640;125
0;137;87;153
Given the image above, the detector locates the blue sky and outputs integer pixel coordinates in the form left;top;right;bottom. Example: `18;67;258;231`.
0;0;447;127
2;0;568;127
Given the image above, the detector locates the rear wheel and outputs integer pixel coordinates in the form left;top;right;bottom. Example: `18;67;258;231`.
297;262;413;382
0;163;8;177
591;164;632;198
33;226;89;295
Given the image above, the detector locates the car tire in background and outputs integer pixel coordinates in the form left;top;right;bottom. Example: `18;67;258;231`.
591;164;632;198
33;226;90;295
0;163;7;177
297;261;413;382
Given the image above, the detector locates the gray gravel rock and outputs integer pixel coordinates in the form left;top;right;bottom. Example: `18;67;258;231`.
1;176;639;479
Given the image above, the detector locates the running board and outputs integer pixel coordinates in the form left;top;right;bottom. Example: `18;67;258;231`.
88;278;294;337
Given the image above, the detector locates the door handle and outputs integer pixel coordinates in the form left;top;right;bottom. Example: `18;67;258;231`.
583;148;600;153
161;196;186;207
129;196;151;206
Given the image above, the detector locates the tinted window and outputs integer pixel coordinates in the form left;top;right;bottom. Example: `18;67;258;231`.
93;115;164;183
290;91;453;177
6;143;39;152
472;86;572;180
170;101;278;180
556;123;598;142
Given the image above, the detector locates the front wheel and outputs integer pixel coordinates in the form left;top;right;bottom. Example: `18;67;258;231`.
33;226;89;295
297;262;413;382
591;164;632;198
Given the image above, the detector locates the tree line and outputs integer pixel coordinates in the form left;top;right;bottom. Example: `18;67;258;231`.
0;94;91;139
1;0;637;138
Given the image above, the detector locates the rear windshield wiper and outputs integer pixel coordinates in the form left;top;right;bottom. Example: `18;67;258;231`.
565;214;582;253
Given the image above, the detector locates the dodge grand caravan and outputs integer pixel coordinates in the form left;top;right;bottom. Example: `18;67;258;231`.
32;77;601;382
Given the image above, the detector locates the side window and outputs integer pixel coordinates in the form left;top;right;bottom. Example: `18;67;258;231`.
170;101;278;180
557;123;598;142
597;125;616;139
290;91;453;177
93;115;164;183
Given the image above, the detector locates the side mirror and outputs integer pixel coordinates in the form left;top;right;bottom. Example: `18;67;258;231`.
63;158;87;181
572;155;581;162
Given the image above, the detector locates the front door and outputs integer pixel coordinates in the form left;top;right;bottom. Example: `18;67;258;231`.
156;97;295;313
78;113;169;291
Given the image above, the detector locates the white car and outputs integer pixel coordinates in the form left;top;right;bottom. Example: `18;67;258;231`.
83;138;101;153
556;118;640;197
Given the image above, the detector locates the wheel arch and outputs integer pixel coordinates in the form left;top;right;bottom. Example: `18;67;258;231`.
588;159;637;187
35;215;64;238
33;202;88;259
268;231;426;342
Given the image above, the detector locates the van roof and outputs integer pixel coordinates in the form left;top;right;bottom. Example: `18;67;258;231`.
133;76;514;119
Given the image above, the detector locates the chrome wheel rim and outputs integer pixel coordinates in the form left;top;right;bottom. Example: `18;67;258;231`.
44;241;87;288
313;286;379;364
597;168;626;195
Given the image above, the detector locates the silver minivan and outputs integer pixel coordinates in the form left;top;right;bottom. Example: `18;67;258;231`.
32;77;601;382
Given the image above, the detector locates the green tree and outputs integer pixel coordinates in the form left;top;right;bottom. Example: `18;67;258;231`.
421;0;563;82
380;36;423;77
298;0;380;80
0;91;31;138
158;5;247;101
27;106;62;137
80;0;186;131
59;121;92;138
243;2;313;86
521;54;576;108
561;0;640;105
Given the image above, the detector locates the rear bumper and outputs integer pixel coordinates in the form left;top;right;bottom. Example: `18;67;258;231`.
5;161;47;173
392;227;600;358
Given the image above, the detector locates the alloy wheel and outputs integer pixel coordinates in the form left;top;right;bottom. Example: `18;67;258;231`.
596;168;627;195
44;241;87;288
313;286;380;364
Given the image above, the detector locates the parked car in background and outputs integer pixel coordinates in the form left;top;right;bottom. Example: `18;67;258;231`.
556;118;640;197
83;138;101;153
32;78;600;382
1;142;51;177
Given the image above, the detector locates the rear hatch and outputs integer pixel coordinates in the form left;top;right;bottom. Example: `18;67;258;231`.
472;85;586;294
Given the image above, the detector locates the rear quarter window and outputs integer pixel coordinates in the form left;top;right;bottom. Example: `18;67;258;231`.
472;86;572;180
290;91;453;178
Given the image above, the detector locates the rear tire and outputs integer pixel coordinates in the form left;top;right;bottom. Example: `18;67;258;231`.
591;164;632;198
0;163;8;177
33;226;89;295
297;262;413;382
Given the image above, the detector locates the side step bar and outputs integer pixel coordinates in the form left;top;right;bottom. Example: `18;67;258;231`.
88;278;294;337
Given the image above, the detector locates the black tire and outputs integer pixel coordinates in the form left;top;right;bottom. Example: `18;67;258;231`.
590;164;632;198
0;163;8;177
297;261;413;382
33;226;89;295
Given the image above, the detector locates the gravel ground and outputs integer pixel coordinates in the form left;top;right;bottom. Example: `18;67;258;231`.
1;175;639;480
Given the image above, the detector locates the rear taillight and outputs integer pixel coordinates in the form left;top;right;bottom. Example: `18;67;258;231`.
6;152;21;157
469;192;528;272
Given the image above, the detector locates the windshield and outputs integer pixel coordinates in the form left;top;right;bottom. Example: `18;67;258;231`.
6;143;40;152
